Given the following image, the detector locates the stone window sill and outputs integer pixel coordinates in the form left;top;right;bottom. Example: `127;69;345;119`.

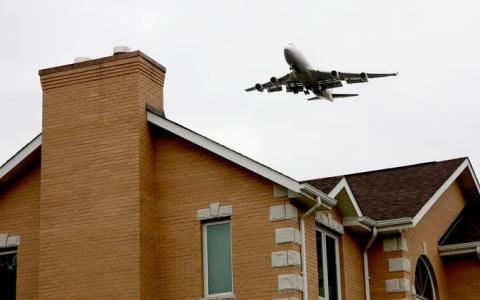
200;293;236;300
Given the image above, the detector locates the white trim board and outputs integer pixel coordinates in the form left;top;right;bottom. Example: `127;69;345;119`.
147;110;335;206
0;134;42;181
147;111;300;192
438;242;480;257
328;177;363;217
412;159;473;226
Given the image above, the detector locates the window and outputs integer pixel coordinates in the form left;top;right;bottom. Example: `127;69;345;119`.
414;256;436;300
0;248;17;300
316;227;341;300
203;220;233;297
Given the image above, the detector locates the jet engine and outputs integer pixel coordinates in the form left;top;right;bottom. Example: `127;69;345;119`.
270;77;278;85
255;83;264;92
360;72;368;82
330;70;340;80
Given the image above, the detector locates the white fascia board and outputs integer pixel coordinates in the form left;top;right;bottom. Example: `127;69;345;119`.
148;112;330;203
0;134;42;180
299;183;337;208
412;159;469;226
343;216;373;232
343;216;413;233
466;159;480;196
438;242;480;257
328;177;363;217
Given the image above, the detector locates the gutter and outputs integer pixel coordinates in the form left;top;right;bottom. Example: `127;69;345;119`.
300;196;322;300
344;216;413;233
438;241;480;259
363;226;377;300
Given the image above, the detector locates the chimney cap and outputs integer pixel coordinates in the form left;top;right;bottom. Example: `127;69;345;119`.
74;57;91;63
113;46;131;55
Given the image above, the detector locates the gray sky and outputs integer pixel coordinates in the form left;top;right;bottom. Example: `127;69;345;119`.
1;0;479;180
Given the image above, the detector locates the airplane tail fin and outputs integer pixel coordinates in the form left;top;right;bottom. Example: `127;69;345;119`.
332;93;359;99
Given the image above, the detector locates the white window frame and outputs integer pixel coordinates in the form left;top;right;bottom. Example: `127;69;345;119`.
316;225;342;300
414;256;437;300
203;219;234;298
0;249;17;256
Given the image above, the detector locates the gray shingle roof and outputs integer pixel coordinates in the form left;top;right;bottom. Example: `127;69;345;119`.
304;158;467;220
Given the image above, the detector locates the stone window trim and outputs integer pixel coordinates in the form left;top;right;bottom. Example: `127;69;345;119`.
197;202;233;221
314;211;344;235
0;233;20;249
199;293;236;300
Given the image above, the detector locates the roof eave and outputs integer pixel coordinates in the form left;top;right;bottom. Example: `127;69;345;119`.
0;134;42;187
343;216;413;234
438;242;480;260
147;108;337;209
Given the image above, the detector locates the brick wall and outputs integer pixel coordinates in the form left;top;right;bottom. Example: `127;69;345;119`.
366;180;469;300
0;162;40;299
444;255;480;299
153;130;304;299
38;52;164;299
404;180;467;299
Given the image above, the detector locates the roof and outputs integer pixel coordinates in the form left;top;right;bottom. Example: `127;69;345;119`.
304;158;468;220
440;201;480;245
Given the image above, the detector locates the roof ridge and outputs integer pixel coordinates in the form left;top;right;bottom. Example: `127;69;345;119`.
304;157;468;182
344;157;467;178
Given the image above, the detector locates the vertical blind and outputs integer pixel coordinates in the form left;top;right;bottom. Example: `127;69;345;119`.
207;222;232;294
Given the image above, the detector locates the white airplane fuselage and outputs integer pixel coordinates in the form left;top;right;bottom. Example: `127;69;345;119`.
283;44;334;100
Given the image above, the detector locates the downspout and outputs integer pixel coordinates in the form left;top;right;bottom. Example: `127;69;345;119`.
363;226;377;300
300;196;322;300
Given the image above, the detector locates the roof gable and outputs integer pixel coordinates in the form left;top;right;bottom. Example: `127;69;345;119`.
305;158;479;223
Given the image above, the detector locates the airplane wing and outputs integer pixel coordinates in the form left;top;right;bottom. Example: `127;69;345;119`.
309;70;398;85
245;72;303;93
340;72;398;84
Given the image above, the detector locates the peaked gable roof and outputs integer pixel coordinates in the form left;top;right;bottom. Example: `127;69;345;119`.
304;158;470;221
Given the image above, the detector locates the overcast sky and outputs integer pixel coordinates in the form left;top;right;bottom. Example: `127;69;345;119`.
1;0;479;180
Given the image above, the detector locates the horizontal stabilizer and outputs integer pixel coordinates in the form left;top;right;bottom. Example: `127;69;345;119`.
332;93;358;98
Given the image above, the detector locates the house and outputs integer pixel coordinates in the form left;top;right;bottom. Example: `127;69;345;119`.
0;48;478;300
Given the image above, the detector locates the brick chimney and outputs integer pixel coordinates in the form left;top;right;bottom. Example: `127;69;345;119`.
38;50;165;298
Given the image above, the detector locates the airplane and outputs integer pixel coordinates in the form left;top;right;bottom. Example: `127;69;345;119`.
245;43;398;101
